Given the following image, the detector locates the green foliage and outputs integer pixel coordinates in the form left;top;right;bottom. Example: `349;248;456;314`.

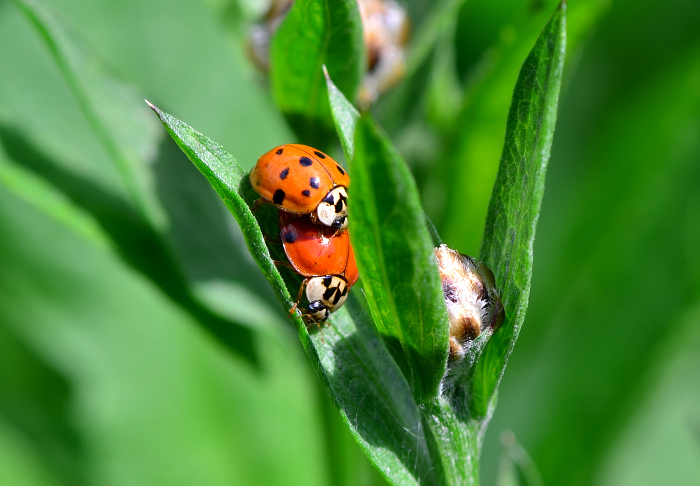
147;103;297;317
149;3;565;482
351;115;449;402
14;0;166;229
5;0;265;364
2;0;700;485
147;103;436;485
471;4;566;418
271;0;365;146
324;65;360;160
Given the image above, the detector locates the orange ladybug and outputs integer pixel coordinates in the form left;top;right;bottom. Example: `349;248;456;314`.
278;212;359;323
251;144;349;231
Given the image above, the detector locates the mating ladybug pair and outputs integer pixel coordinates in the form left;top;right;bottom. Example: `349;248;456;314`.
250;144;357;323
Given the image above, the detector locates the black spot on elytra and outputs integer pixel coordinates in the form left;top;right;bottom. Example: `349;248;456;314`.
299;157;313;167
279;167;290;180
336;165;346;175
301;189;311;197
283;227;297;244
276;148;284;155
310;177;320;189
273;189;286;205
314;151;326;159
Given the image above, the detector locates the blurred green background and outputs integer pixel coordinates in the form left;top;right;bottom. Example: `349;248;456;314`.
1;0;699;485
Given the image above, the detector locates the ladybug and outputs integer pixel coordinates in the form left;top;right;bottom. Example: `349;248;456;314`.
250;144;350;231
277;212;359;323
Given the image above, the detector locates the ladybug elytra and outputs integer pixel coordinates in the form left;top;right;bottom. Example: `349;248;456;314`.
277;212;359;323
251;144;349;231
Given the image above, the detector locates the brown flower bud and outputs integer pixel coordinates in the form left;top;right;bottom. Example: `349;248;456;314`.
434;244;504;360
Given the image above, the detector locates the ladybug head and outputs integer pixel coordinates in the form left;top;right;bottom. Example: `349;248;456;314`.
331;216;348;231
306;300;330;323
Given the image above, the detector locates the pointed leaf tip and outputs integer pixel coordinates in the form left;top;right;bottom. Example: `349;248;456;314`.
470;0;567;418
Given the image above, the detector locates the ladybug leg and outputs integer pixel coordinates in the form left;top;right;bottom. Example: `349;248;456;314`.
250;197;266;213
273;260;299;273
264;233;281;244
288;278;309;317
251;199;280;242
302;313;325;332
314;224;336;239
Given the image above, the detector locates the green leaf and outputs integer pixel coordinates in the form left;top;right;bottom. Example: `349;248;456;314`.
270;0;365;146
509;37;700;484
438;1;608;255
470;2;567;418
0;183;329;486
0;122;260;364
405;0;468;76
0;314;83;486
309;302;444;486
147;102;298;319
323;65;360;162
326;71;485;484
0;155;110;249
14;0;166;229
494;432;543;486
351;114;449;403
326;70;445;252
324;70;481;485
437;11;554;255
150;103;449;485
